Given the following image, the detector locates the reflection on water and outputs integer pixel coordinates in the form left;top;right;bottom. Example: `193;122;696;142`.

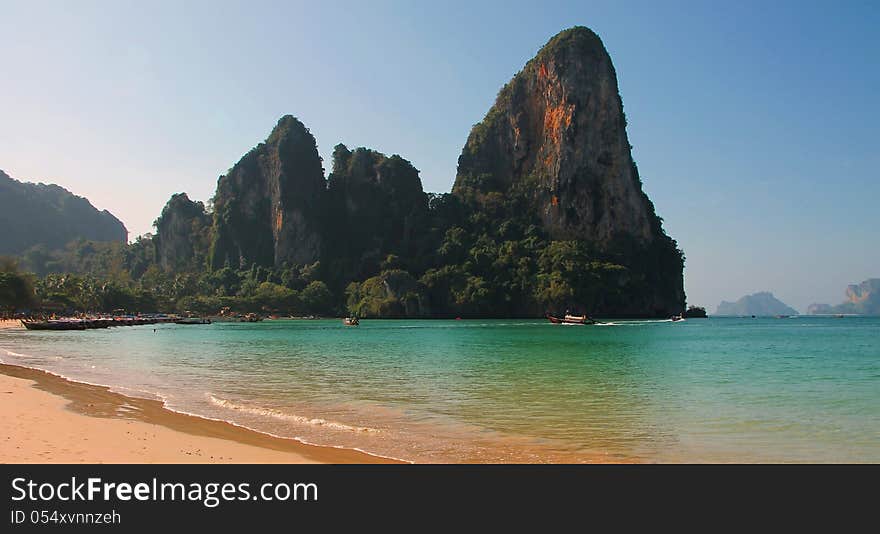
2;317;879;462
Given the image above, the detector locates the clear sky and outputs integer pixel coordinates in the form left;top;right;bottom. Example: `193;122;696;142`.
1;0;877;312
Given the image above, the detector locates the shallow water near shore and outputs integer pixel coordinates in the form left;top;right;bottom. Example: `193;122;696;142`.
2;316;878;462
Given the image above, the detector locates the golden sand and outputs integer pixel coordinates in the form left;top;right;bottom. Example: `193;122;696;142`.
0;364;396;464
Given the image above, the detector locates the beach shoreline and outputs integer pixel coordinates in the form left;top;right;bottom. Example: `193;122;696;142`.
0;362;398;464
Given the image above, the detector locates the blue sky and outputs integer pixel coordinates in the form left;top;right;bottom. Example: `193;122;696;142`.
1;0;877;311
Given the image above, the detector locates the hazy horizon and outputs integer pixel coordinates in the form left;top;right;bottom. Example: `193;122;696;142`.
1;1;877;312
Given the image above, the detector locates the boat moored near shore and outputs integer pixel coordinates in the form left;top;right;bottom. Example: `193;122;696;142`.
21;315;177;331
546;313;596;325
174;317;212;325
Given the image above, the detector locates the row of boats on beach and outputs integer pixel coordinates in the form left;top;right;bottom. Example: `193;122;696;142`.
21;315;179;331
20;310;266;331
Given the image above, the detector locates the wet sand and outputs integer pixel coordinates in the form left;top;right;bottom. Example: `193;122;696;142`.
0;363;398;464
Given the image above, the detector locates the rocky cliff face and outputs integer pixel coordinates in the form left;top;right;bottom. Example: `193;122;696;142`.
840;279;880;315
210;116;325;269
0;169;127;255
323;145;428;280
810;279;880;315
845;279;880;307
154;193;211;271
455;27;659;245
145;27;685;317
453;27;684;315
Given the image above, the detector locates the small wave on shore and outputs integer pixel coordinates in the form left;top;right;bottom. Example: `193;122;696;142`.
595;319;675;326
207;394;380;434
3;348;64;361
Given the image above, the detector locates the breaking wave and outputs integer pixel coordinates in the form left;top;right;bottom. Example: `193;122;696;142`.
207;394;379;434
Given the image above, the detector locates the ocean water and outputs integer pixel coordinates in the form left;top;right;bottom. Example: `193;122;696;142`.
2;317;878;463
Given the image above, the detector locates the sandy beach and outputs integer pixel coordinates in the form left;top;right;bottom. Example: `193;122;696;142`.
0;363;396;464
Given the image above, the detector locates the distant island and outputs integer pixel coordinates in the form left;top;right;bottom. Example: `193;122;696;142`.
1;27;685;319
716;292;798;316
808;279;880;315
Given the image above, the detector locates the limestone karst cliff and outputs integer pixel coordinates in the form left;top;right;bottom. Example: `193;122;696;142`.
322;144;429;282
455;27;657;244
209;116;325;269
808;279;880;315
453;26;684;315
154;193;211;271
147;27;685;317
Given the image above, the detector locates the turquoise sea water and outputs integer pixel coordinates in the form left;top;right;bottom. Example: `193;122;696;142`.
2;317;878;462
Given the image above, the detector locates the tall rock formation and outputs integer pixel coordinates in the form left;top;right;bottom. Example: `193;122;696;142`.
0;169;127;255
141;26;685;317
455;27;657;244
843;279;880;313
453;27;684;315
809;279;880;315
153;193;211;271
210;116;325;269
323;144;429;280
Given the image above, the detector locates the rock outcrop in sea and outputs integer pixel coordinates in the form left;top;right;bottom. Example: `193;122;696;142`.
716;292;798;316
808;279;880;315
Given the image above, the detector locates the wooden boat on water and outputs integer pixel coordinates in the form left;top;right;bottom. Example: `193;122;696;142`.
208;311;263;323
343;317;360;326
174;317;212;325
546;314;595;325
22;319;86;331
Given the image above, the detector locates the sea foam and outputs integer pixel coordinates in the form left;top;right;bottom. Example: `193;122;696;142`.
207;394;379;434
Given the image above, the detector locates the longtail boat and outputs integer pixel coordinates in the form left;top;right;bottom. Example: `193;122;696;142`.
546;314;596;325
21;315;176;331
174;317;212;325
22;319;87;331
